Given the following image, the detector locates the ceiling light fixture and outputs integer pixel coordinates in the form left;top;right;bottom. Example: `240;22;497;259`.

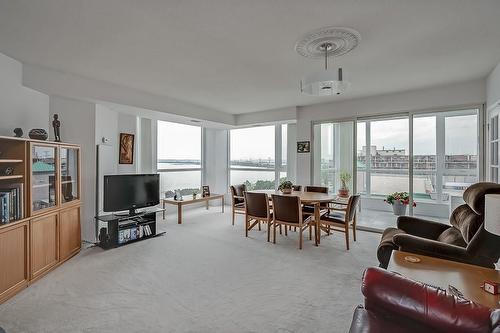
295;27;360;96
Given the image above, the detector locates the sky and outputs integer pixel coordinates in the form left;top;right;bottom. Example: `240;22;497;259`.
230;126;275;160
350;113;478;157
157;121;201;160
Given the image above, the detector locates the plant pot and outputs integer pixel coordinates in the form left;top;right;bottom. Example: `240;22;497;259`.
338;188;349;198
392;201;407;216
281;188;292;194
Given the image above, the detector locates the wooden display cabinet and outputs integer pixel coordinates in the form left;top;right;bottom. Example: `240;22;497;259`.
0;136;82;303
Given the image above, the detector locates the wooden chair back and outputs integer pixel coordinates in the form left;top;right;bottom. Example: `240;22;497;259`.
230;184;246;205
271;195;302;225
244;192;270;219
345;195;361;222
304;186;328;193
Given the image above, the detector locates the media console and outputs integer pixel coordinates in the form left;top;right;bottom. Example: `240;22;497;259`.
96;208;165;249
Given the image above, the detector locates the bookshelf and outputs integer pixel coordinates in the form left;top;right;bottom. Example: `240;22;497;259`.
0;135;81;304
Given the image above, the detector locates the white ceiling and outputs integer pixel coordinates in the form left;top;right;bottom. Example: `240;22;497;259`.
1;0;500;114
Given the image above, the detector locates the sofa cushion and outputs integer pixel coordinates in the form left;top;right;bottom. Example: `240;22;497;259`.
437;227;467;247
463;182;500;215
450;204;483;243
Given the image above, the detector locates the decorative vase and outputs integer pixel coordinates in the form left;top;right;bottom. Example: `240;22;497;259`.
392;201;407;216
338;188;349;198
281;188;292;194
28;129;48;141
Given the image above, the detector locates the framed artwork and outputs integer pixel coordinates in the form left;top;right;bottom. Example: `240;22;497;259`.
297;141;311;153
202;185;210;197
119;133;135;164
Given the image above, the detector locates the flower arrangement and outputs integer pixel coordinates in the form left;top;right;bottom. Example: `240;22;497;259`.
278;180;293;194
384;192;416;207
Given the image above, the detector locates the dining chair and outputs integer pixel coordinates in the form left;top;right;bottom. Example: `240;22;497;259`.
230;184;246;225
292;185;302;191
303;186;329;215
318;194;360;250
244;192;273;241
304;186;328;193
271;194;317;249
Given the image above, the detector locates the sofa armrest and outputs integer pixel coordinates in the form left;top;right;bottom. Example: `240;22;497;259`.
393;234;473;263
361;267;495;333
397;216;450;239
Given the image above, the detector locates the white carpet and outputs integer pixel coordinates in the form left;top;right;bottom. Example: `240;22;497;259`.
0;207;380;333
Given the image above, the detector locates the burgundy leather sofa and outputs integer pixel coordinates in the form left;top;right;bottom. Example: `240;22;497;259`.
349;267;500;333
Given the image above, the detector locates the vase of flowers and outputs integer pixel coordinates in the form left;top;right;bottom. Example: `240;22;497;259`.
384;191;416;216
278;180;293;194
338;171;352;198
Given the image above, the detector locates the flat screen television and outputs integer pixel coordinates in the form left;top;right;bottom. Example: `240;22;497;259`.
104;174;159;215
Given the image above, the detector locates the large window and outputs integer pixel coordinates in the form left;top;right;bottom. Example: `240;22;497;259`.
157;121;202;197
314;108;481;229
229;124;288;190
313;121;354;193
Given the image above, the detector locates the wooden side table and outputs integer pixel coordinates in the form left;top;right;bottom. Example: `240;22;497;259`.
388;250;500;309
162;194;225;224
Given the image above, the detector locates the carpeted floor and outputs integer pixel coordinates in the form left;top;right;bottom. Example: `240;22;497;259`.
0;207;381;333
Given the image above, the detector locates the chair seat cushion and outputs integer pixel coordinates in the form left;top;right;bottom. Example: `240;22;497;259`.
320;212;345;224
437;227;467;247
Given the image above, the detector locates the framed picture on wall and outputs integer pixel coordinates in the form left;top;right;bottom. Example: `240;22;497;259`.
119;133;135;164
297;141;311;153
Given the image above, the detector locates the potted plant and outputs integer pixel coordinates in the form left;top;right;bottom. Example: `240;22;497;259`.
384;191;417;216
338;171;352;198
278;180;293;194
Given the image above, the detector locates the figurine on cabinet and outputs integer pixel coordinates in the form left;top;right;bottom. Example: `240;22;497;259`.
52;114;61;142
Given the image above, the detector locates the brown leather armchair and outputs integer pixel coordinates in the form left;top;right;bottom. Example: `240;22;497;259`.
349;267;500;333
378;182;500;268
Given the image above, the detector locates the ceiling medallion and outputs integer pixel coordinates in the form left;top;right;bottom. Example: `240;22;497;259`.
296;27;360;96
295;26;361;58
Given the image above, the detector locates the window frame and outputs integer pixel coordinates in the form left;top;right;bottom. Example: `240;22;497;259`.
312;104;485;218
228;124;289;191
156;121;204;196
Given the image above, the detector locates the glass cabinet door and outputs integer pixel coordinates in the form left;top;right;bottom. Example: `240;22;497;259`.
60;147;79;204
31;145;57;212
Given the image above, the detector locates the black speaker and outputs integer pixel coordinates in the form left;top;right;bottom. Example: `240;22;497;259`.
98;227;109;247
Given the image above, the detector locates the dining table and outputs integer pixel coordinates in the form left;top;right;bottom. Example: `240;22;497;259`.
247;189;348;244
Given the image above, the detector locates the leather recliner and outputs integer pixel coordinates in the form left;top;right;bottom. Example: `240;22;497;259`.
349;267;500;333
378;182;500;268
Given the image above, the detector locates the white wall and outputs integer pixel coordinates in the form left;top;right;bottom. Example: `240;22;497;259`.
487;62;500;109
49;96;96;242
23;64;235;125
295;79;486;185
0;53;49;136
205;128;229;201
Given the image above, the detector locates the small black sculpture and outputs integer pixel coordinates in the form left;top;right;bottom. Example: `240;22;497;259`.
13;128;23;138
2;167;14;176
52;114;61;142
29;129;48;141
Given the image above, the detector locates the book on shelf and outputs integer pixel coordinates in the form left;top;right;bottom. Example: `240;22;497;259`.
0;183;24;224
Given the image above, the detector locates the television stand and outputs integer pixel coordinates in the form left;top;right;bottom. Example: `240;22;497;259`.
96;208;165;249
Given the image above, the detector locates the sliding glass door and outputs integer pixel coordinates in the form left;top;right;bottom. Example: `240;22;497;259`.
313;121;354;194
314;107;481;230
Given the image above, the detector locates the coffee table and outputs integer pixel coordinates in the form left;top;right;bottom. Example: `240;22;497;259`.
162;194;224;224
388;250;500;308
